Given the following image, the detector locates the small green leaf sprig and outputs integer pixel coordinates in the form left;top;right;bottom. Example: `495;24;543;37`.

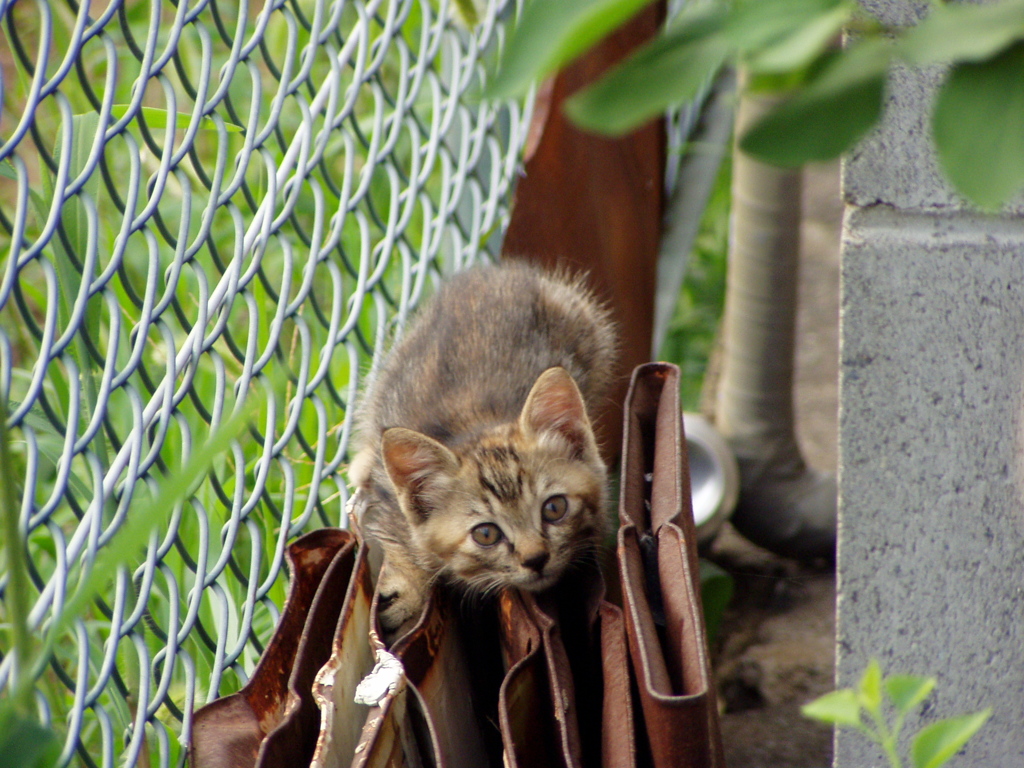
802;660;991;768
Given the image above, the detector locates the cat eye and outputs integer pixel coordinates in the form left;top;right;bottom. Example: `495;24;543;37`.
471;523;504;547
541;494;569;523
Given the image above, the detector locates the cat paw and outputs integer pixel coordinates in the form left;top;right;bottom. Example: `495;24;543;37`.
377;590;421;645
375;564;428;646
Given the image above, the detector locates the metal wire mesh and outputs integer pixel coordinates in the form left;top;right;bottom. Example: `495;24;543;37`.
0;0;719;764
0;0;530;764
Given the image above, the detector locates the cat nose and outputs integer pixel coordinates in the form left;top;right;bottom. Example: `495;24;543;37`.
521;551;549;573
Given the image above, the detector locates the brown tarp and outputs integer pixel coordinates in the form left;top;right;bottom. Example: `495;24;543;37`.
503;3;667;464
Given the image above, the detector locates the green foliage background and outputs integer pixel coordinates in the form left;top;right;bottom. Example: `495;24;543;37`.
492;0;1024;210
659;154;731;412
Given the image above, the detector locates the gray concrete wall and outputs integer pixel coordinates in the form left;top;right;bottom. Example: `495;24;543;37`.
837;4;1024;765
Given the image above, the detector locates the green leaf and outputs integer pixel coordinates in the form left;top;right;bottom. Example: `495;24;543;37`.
721;0;847;53
11;399;261;708
885;674;936;717
858;659;884;713
7;400;95;502
108;105;242;132
7;400;57;438
66;406;254;610
740;38;892;166
0;707;62;768
49;113;111;477
911;710;992;768
0;159;17;180
801;688;862;727
699;559;734;645
745;62;824;95
933;40;1024;210
25;185;50;231
0;401;32;716
51;113;102;348
899;0;1024;67
452;0;479;27
565;30;730;135
745;3;854;73
484;0;658;99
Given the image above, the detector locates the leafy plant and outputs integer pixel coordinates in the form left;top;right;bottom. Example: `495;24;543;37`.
697;559;733;645
489;0;1024;209
0;396;260;767
802;659;991;768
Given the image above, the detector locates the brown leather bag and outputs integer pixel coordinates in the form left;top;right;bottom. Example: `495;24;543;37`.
596;598;639;768
615;363;726;768
346;586;490;768
189;529;361;768
498;588;582;768
493;369;731;768
309;539;376;766
191;363;725;768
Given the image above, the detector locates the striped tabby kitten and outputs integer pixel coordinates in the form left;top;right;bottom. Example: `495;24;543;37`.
349;262;617;642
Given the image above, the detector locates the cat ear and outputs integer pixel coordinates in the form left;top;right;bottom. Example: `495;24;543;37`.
519;367;597;460
381;428;459;524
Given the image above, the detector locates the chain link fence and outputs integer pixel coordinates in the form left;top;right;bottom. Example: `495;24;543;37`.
0;0;716;765
1;0;531;763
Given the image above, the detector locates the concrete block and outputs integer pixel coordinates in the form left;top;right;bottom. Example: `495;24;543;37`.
845;64;1024;215
844;64;960;212
857;0;929;27
838;207;1024;765
844;4;1024;216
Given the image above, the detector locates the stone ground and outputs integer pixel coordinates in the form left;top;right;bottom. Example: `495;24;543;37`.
705;161;842;768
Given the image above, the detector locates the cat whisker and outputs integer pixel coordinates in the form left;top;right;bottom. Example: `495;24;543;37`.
457;574;505;608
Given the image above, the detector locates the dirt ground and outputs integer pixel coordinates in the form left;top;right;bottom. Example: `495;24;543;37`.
705;161;842;768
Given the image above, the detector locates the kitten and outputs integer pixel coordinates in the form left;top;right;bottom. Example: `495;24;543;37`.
348;261;617;642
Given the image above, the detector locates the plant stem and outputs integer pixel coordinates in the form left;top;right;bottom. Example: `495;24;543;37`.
881;737;902;768
867;708;903;768
0;399;34;715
